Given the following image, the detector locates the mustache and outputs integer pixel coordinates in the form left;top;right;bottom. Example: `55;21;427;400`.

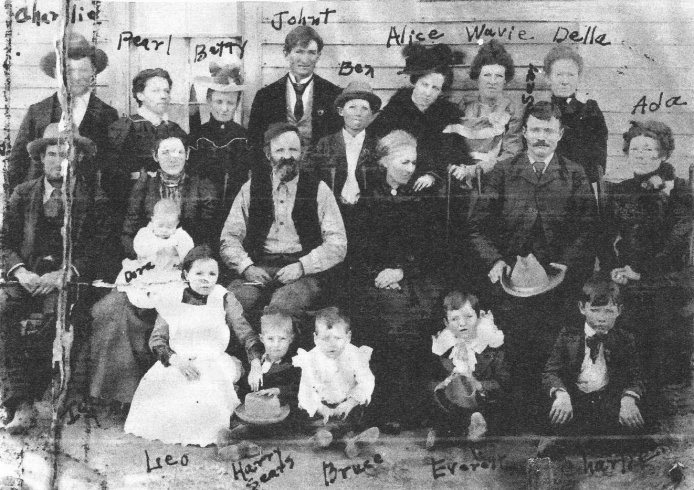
533;141;550;147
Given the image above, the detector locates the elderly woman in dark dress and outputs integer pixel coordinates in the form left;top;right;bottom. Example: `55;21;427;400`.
368;44;466;189
350;130;446;431
543;45;608;185
601;120;693;386
89;136;257;409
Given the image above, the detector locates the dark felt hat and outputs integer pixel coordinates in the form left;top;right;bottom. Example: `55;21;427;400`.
27;122;96;161
40;32;108;78
500;254;567;298
334;81;382;112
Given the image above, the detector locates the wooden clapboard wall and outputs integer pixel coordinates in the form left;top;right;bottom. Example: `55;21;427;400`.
241;0;694;181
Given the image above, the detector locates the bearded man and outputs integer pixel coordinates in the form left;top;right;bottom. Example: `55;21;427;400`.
220;122;346;321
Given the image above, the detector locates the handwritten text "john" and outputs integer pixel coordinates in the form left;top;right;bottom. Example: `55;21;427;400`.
271;8;336;31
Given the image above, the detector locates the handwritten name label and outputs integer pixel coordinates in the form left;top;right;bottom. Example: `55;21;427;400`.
145;450;189;472
322;453;384;486
582;446;671;475
554;25;611;45
339;61;374;78
522;63;540;106
118;32;172;55
632;92;688;114
124;262;155;283
271;8;336;31
15;3;100;25
465;24;533;42
431;453;507;479
231;448;294;489
386;25;444;48
195;39;248;62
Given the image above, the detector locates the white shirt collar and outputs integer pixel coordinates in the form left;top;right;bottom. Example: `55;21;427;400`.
342;128;366;145
138;106;169;125
528;152;555;173
271;170;299;191
43;178;61;203
288;72;314;85
584;323;597;337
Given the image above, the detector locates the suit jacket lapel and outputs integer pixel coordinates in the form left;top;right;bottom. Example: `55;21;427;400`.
537;154;560;187
513;153;539;186
23;180;44;261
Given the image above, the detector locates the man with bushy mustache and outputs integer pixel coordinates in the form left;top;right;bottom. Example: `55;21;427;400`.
467;101;597;430
220;122;347;333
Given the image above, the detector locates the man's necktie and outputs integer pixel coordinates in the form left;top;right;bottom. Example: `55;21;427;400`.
292;78;311;121
44;187;64;218
586;333;607;363
532;161;545;178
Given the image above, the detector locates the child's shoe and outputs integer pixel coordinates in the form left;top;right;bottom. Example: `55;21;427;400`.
467;412;487;442
425;429;437;450
217;440;261;461
5;402;37;435
311;429;333;449
344;427;380;458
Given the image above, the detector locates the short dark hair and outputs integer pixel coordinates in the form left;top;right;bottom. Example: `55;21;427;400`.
580;272;622;307
543;45;584;76
181;244;217;273
622;120;675;160
132;68;173;106
261;306;295;336
206;89;241;102
443;291;481;315
523;100;563;128
152;135;187;156
315;306;351;333
410;69;454;92
263;122;301;149
284;26;324;54
469;39;515;82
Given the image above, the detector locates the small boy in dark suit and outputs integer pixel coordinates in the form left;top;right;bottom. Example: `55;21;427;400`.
540;272;645;454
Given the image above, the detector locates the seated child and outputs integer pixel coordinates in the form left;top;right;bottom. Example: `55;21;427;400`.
216;307;301;454
124;245;244;446
116;199;194;308
540;272;645;454
293;307;379;458
428;291;509;448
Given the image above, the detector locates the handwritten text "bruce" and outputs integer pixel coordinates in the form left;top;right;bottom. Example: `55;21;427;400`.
271;8;336;31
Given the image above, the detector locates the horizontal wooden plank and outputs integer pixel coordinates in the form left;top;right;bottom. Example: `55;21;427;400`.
260;21;693;46
259;1;694;24
261;43;694;70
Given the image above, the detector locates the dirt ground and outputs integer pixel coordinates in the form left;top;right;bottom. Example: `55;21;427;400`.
1;382;693;490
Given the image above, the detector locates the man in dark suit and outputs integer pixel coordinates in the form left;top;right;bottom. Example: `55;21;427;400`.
0;124;109;434
8;33;118;191
247;26;342;153
468;100;597;429
540;274;645;454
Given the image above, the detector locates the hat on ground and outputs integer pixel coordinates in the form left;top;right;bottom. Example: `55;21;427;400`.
235;392;290;425
433;375;479;413
194;62;245;93
27;122;96;161
40;32;108;78
334;80;382;112
397;43;465;77
500;254;567;298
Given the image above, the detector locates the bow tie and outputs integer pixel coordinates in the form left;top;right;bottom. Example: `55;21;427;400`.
586;333;607;363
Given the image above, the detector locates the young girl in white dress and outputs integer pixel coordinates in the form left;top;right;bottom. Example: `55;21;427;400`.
124;245;243;446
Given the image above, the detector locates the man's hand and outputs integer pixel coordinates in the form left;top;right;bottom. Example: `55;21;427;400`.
34;270;65;296
333;398;358;420
549;390;573;425
170;354;200;381
243;265;272;285
248;359;263;391
449;164;475;182
619;396;644;429
13;267;41;295
316;404;334;425
413;174;435;191
256;387;280;397
611;266;641;285
275;262;304;285
487;260;510;284
375;268;404;289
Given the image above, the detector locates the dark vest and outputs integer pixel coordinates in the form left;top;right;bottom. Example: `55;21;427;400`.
244;171;322;260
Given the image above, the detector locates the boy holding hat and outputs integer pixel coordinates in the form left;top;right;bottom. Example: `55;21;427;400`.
8;32;118;191
0;123;109;434
189;62;253;226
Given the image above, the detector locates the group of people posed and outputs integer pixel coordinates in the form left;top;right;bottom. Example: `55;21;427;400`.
1;25;692;460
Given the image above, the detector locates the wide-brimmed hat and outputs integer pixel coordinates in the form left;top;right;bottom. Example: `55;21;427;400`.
235;393;290;425
334;80;382;112
433;376;479;413
40;32;108;78
397;43;465;77
194;62;245;93
27;122;96;161
500;254;567;298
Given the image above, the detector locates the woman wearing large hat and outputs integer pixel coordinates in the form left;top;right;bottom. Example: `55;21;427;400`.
188;62;253;228
7;31;118;191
